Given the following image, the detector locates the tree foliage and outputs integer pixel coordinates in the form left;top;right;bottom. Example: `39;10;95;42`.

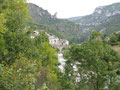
63;33;120;90
0;0;62;89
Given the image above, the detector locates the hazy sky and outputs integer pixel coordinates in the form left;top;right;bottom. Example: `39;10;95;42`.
28;0;120;18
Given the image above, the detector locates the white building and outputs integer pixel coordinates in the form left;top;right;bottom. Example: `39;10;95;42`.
46;33;69;50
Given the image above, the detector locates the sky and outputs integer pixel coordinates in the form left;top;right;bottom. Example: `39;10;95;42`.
28;0;120;18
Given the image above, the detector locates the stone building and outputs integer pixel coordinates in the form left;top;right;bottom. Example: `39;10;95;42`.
46;33;69;50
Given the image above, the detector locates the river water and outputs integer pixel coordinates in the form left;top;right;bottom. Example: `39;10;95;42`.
58;53;66;71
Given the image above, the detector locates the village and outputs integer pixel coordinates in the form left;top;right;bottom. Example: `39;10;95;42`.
31;30;69;52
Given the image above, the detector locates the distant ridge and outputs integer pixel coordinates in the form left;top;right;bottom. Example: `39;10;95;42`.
28;2;120;43
28;3;83;43
67;2;120;41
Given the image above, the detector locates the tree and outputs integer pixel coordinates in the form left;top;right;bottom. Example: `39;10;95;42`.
0;54;38;90
35;42;61;89
0;13;8;64
109;34;118;46
0;0;30;64
3;0;30;32
0;0;62;89
90;31;102;40
64;40;120;90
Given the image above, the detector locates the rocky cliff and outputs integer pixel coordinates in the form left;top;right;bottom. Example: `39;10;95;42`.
68;2;120;31
28;3;82;43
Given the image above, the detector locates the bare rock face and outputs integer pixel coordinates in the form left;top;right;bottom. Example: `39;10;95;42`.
68;2;120;31
66;2;120;42
28;3;54;24
53;12;57;19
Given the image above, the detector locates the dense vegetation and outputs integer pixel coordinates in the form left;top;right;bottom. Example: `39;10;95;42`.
0;0;62;89
0;0;120;90
63;32;120;90
108;32;120;46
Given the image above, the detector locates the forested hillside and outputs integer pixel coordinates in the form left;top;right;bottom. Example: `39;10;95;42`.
68;2;120;42
28;3;83;43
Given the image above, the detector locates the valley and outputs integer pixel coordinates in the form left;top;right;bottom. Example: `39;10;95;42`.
0;0;120;89
28;2;120;89
28;2;120;43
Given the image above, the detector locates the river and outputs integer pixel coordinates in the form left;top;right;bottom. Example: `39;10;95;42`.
58;53;66;71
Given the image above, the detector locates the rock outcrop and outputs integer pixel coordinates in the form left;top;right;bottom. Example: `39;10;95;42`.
68;2;120;31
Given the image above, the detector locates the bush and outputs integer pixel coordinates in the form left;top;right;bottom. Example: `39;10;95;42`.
0;54;39;90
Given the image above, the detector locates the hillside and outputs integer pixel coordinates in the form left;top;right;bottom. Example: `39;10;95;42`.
68;2;120;31
28;3;82;43
28;3;120;43
93;14;120;34
68;2;120;41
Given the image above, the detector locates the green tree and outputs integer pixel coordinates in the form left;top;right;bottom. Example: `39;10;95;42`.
0;54;38;90
90;31;102;40
0;0;62;89
35;42;61;89
0;13;8;64
3;0;30;32
109;34;118;46
64;40;120;90
0;0;30;64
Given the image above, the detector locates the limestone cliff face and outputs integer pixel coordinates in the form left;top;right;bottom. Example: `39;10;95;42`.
28;3;56;25
67;2;120;42
68;2;120;31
